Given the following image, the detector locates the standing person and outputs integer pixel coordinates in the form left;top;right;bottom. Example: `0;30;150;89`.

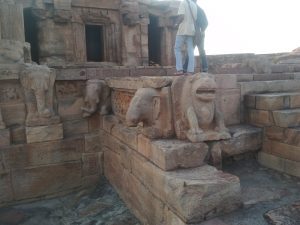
183;0;208;73
174;0;197;75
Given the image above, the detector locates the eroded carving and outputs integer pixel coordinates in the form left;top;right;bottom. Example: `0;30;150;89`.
120;0;141;26
81;80;111;118
20;64;60;126
111;90;134;120
171;74;230;142
126;87;174;138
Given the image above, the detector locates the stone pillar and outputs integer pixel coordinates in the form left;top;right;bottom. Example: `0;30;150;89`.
0;1;29;64
20;64;63;143
0;2;25;42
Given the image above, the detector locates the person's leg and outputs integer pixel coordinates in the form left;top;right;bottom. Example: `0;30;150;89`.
186;36;195;73
174;35;184;72
199;33;208;72
183;55;189;73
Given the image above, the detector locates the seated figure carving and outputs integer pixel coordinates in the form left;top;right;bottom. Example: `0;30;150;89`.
171;74;231;142
20;64;60;126
81;80;111;118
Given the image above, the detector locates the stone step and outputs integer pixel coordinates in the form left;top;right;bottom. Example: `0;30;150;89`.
237;73;295;82
245;92;300;110
265;126;300;147
272;108;300;128
104;149;242;225
258;152;300;178
246;108;300;128
239;80;300;102
263;138;300;162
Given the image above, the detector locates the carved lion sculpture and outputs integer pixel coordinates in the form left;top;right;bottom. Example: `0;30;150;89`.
81;80;111;118
171;73;231;142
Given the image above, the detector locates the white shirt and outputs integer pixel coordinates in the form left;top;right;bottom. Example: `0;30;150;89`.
177;0;197;36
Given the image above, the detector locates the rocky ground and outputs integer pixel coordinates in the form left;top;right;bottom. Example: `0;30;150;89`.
0;158;299;225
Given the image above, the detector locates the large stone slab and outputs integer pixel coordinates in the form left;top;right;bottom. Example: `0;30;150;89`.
12;162;82;200
25;123;63;143
130;151;241;223
137;134;208;171
220;125;262;157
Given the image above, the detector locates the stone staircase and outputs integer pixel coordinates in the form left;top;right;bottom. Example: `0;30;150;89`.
244;92;300;178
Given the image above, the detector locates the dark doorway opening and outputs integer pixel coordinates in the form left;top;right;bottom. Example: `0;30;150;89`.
23;8;39;64
148;15;161;66
85;25;104;62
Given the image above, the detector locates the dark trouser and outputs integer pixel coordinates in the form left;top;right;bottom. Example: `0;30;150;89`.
183;32;208;72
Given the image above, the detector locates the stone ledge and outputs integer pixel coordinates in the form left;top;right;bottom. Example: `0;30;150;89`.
137;134;208;171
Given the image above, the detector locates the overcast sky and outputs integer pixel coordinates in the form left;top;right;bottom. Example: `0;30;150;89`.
183;0;300;55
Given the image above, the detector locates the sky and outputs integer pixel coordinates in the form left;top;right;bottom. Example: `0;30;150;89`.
175;0;300;55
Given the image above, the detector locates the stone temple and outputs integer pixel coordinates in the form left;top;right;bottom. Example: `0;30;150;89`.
0;0;299;225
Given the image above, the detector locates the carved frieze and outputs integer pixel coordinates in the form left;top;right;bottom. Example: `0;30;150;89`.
111;90;134;121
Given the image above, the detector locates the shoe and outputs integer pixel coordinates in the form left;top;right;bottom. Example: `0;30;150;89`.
184;72;194;75
174;71;184;76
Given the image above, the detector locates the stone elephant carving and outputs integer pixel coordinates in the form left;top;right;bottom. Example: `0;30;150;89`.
171;74;231;142
20;64;59;126
81;80;111;118
126;87;174;138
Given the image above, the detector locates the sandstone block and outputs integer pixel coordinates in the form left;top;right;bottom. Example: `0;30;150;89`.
0;128;10;147
102;115;119;134
88;112;101;132
10;125;25;144
221;125;262;157
272;109;300;127
255;94;289;110
58;97;84;120
262;139;300;162
104;150;165;225
12;162;82;200
101;132;132;170
216;89;240;125
85;132;101;152
265;126;300;146
111;123;138;150
63;119;88;137
130;151;241;223
26;123;63;143
258;152;300;178
246;109;273;127
7;137;84;168
0;173;13;206
82;152;103;176
1;103;26;126
290;93;300;108
137;134;208;171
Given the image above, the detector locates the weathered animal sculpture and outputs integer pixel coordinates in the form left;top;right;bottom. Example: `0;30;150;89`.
81;80;111;118
171;73;231;142
120;0;140;26
20;64;59;126
126;87;174;138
